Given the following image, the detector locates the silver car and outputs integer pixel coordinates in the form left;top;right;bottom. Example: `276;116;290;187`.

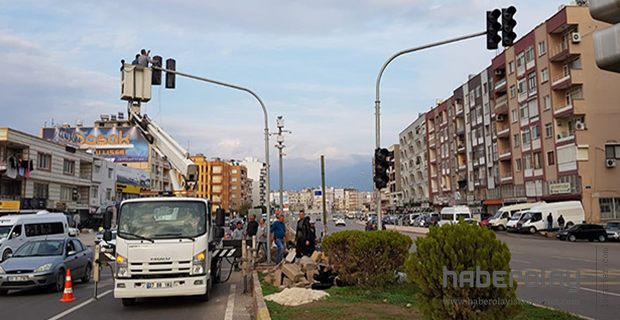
0;238;92;295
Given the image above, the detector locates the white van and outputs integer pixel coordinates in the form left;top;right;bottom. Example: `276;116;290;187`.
517;201;585;234
438;206;472;226
0;212;72;261
488;202;544;231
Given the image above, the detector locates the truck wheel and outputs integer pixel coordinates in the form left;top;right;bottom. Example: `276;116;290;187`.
529;227;537;234
568;235;577;242
498;225;505;231
598;235;606;242
122;298;136;307
198;279;211;302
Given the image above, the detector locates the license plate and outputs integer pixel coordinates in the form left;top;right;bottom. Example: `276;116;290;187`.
8;276;29;282
146;281;173;289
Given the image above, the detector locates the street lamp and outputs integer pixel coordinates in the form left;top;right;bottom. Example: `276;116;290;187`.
271;116;291;215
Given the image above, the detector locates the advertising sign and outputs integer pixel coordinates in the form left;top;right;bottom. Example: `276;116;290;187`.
116;165;151;189
42;126;149;162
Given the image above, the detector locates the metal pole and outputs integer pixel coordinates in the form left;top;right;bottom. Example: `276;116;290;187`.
152;66;272;263
374;31;486;230
279;148;284;212
321;155;327;236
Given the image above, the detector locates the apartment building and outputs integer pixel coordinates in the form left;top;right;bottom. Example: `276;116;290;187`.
191;155;232;212
409;5;620;222
344;188;360;212
386;144;403;207
239;157;267;208
399;113;429;206
1;128;93;213
230;163;253;213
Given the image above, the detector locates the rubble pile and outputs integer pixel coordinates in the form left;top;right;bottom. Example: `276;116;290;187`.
263;250;331;289
263;287;330;306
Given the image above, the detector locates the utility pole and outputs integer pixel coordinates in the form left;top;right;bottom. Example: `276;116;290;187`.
272;116;291;215
321;155;328;236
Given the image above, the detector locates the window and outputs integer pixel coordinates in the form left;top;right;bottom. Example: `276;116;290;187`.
212;166;222;174
529;100;539;118
600;198;620;219
212;175;222;183
483;83;488;94
528;73;537;92
532;125;541;140
533;152;542;169
513;134;521;147
37;153;52;171
511;109;518;123
605;144;620;159
525;46;535;64
105;188;112;201
510;85;517;98
545;123;553;138
94;164;100;174
538;41;546;56
33;183;49;199
91;185;98;199
520;104;529;120
543;95;551;110
541;68;549;83
522;128;531;146
515;158;522;172
63;159;75;175
108;168;113;179
524;154;532;170
71;239;84;252
516;52;525;68
517;79;527;95
508;61;515;73
60;186;73;201
547;151;555;166
25;223;65;237
232;169;238;174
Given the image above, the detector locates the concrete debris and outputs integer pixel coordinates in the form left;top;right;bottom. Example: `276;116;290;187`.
264;287;330;306
263;250;331;289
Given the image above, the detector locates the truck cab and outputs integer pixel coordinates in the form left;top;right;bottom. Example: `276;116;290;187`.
113;197;220;306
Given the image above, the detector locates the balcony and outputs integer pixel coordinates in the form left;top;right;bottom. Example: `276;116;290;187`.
551;69;582;91
455;104;464;117
456;125;465;135
494;95;508;115
499;151;512;161
549;40;579;63
556;134;575;145
500;176;513;183
517;91;528;103
457;145;466;154
494;78;507;92
553;99;586;118
497;125;510;138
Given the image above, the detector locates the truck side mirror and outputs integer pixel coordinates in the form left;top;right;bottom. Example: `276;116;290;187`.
215;227;224;239
103;230;112;242
103;207;113;230
215;208;225;227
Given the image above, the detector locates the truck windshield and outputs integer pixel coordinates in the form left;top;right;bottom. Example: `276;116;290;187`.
0;226;12;239
118;201;207;240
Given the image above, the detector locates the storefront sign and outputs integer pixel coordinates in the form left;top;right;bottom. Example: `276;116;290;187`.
549;182;571;194
0;200;20;210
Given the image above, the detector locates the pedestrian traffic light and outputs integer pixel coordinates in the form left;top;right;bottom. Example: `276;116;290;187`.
165;58;176;89
486;9;502;50
502;6;517;47
374;148;390;190
152;55;162;85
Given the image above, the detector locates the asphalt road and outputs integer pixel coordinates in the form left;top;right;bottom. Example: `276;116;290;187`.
0;233;252;320
313;218;620;320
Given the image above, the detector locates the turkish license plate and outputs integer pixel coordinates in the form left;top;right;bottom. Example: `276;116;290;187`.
8;276;29;282
146;281;173;289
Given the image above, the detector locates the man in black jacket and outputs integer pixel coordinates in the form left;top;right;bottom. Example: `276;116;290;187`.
246;214;259;239
295;210;311;257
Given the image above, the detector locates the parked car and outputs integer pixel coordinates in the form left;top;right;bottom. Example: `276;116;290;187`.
517;201;585;234
605;221;620;241
487;202;544;231
438;206;472;226
506;211;525;232
414;213;439;228
557;224;608;242
406;214;420;226
0;238;92;295
335;218;346;227
0;212;74;262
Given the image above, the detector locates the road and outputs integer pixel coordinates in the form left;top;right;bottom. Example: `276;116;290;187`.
0;232;252;320
312;218;619;320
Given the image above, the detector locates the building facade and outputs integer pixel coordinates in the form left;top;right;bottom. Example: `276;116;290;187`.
239;157;267;208
387;144;402;208
399;114;429;205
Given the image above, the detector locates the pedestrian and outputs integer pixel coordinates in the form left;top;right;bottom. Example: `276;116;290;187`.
257;218;268;261
231;221;244;240
271;214;287;263
547;213;554;230
246;214;259;240
137;49;153;67
295;210;311;258
73;213;81;229
306;217;317;256
557;215;565;230
131;54;140;65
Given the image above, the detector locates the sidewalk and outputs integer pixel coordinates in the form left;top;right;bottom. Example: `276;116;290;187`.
354;221;428;235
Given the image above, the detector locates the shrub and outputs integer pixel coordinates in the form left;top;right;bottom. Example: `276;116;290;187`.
405;223;518;320
323;230;412;288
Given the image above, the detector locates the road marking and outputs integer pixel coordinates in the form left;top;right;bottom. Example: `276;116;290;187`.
224;284;236;320
580;286;620;297
47;289;113;320
511;259;532;264
550;255;594;263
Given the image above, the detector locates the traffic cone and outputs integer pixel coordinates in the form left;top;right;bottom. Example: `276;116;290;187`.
59;269;75;302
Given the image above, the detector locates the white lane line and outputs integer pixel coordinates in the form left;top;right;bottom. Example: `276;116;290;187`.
580;286;620;298
511;259;532;264
550;256;594;263
47;289;113;320
224;284;236;320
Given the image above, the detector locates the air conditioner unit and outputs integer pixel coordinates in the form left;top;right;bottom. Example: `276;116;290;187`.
574;121;585;130
497;115;505;122
606;158;617;168
571;32;581;43
494;69;505;76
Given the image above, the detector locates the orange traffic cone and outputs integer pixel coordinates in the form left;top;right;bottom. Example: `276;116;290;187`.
59;269;75;302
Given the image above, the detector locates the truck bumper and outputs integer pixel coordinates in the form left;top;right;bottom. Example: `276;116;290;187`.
114;274;208;298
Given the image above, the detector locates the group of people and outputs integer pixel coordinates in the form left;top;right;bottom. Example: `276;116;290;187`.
269;209;318;263
130;48;154;67
547;213;566;230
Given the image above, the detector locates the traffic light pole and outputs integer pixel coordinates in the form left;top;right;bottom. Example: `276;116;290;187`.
374;31;486;230
151;65;272;264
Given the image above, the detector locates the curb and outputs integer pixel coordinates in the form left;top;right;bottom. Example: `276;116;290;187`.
252;271;272;320
520;299;593;320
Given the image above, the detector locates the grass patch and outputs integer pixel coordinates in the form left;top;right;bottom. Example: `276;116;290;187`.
259;273;582;320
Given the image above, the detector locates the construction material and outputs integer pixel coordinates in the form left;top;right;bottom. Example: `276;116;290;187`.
264;287;330;306
263;251;331;289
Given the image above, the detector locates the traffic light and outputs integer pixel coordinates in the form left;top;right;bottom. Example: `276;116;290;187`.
374;148;390;190
502;6;517;47
590;0;620;73
152;55;162;85
165;58;176;89
486;9;502;50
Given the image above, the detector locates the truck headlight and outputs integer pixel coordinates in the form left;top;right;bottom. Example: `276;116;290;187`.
34;263;53;273
116;254;130;278
193;250;206;275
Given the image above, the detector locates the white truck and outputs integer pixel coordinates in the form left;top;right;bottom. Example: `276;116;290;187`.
100;61;230;306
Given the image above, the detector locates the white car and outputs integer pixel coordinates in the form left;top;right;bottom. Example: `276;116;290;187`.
335;218;346;226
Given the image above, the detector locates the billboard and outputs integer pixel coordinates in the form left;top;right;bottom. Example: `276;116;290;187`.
42;126;149;162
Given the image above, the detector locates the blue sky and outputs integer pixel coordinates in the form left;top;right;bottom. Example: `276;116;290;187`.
0;0;568;191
